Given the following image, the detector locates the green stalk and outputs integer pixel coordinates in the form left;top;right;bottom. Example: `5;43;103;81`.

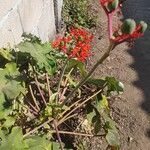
61;42;115;106
57;59;69;102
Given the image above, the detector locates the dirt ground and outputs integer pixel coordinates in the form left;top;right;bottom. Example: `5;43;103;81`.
88;0;150;149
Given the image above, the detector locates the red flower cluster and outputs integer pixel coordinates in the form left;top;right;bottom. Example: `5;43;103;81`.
52;28;93;62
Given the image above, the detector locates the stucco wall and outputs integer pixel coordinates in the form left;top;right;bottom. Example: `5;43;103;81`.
0;0;63;48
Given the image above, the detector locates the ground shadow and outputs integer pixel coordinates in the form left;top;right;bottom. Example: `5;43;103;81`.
122;0;150;137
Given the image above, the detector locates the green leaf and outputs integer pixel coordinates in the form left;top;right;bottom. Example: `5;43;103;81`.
0;48;14;61
3;80;25;99
67;59;87;76
65;73;77;87
5;62;18;74
49;92;58;102
43;104;53;117
87;78;106;87
86;105;101;135
94;117;101;134
0;93;12;119
86;109;96;124
95;94;120;146
0;127;53;150
0;63;25;100
0;63;25;119
17;42;56;74
25;136;52;150
96;95;109;113
2;116;16;128
104;116;120;148
105;77;124;94
0;127;26;150
52;142;60;150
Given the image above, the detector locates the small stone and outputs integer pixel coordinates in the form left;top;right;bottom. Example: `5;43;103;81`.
128;136;133;142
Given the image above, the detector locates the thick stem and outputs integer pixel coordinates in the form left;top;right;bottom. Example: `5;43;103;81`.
61;42;115;106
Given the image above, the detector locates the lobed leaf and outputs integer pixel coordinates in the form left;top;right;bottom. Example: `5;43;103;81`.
17;42;56;74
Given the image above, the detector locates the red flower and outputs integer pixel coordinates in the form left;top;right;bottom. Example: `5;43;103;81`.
52;27;93;62
52;37;62;48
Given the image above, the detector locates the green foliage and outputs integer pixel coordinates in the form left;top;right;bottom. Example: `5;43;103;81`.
105;77;124;94
0;0;146;147
67;59;87;76
0;62;25;119
0;48;14;61
0;127;27;150
25;136;52;150
0;33;124;149
86;94;120;148
17;42;56;74
62;0;97;28
0;126;60;150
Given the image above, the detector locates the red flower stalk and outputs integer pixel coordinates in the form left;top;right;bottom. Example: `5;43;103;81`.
52;28;93;62
99;0;147;42
99;0;126;39
100;0;114;6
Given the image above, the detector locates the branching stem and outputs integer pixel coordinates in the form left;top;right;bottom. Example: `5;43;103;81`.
23;118;53;138
29;85;40;111
61;42;115;106
58;89;103;125
46;73;51;100
50;130;105;137
53;120;64;150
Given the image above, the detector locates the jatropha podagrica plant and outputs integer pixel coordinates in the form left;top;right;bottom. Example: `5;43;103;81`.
53;0;148;105
48;1;147;147
0;1;147;150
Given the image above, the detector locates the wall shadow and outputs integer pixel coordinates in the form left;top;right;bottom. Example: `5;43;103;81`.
122;0;150;137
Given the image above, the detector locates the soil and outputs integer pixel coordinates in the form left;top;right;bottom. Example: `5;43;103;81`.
87;0;150;149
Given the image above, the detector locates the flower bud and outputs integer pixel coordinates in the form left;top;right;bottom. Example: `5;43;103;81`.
139;21;148;33
121;19;136;34
107;0;119;12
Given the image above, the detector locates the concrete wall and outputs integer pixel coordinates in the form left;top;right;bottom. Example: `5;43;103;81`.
0;0;63;48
